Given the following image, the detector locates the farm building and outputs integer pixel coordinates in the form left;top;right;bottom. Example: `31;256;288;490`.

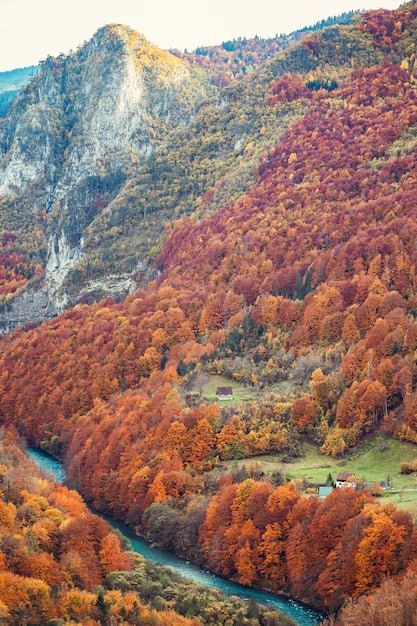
216;386;233;400
318;486;334;498
336;472;357;489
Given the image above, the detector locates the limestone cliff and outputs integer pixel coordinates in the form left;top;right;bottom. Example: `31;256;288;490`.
0;25;210;330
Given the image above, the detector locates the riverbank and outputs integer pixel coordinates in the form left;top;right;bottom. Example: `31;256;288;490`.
27;446;322;626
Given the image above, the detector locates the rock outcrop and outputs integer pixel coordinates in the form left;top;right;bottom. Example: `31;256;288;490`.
0;25;209;328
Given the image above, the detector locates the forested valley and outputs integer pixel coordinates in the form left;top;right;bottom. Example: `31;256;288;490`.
2;2;417;625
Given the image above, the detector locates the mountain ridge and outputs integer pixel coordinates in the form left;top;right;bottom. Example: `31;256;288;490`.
0;12;378;334
0;65;38;117
3;3;417;624
0;23;211;330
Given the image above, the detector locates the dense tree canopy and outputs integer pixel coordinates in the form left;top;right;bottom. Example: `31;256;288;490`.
0;430;199;625
2;2;417;620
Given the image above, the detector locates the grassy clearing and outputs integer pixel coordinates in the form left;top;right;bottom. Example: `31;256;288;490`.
189;373;417;515
383;489;417;516
190;373;259;404
225;443;334;478
224;436;417;517
189;373;299;405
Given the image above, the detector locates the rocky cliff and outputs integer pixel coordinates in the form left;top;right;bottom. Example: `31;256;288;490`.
0;25;210;331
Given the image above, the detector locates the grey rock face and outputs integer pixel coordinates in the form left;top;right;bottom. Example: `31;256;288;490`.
0;280;58;335
0;25;209;331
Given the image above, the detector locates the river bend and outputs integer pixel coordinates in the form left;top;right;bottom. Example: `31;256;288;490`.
27;447;322;626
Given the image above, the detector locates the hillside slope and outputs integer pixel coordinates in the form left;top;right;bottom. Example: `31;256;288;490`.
0;431;199;625
73;16;381;308
172;11;356;86
3;1;417;620
0;65;37;117
0;15;378;332
0;25;210;330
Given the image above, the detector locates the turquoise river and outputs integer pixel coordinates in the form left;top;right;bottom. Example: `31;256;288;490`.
27;447;323;626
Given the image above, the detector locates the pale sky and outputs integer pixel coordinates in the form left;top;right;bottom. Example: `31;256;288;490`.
0;0;401;71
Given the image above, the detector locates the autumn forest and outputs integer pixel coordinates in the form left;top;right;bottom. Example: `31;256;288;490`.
2;2;417;625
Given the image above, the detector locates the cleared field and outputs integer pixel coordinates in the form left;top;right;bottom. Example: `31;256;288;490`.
225;437;417;517
190;372;298;405
191;373;259;404
190;373;417;515
383;489;417;517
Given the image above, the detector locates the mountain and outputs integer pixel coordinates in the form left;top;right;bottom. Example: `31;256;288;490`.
0;65;37;116
3;2;417;622
0;15;373;334
0;24;210;331
172;11;356;86
0;65;38;92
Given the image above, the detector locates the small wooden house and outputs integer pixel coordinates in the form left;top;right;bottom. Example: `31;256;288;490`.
216;386;233;400
336;472;357;489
